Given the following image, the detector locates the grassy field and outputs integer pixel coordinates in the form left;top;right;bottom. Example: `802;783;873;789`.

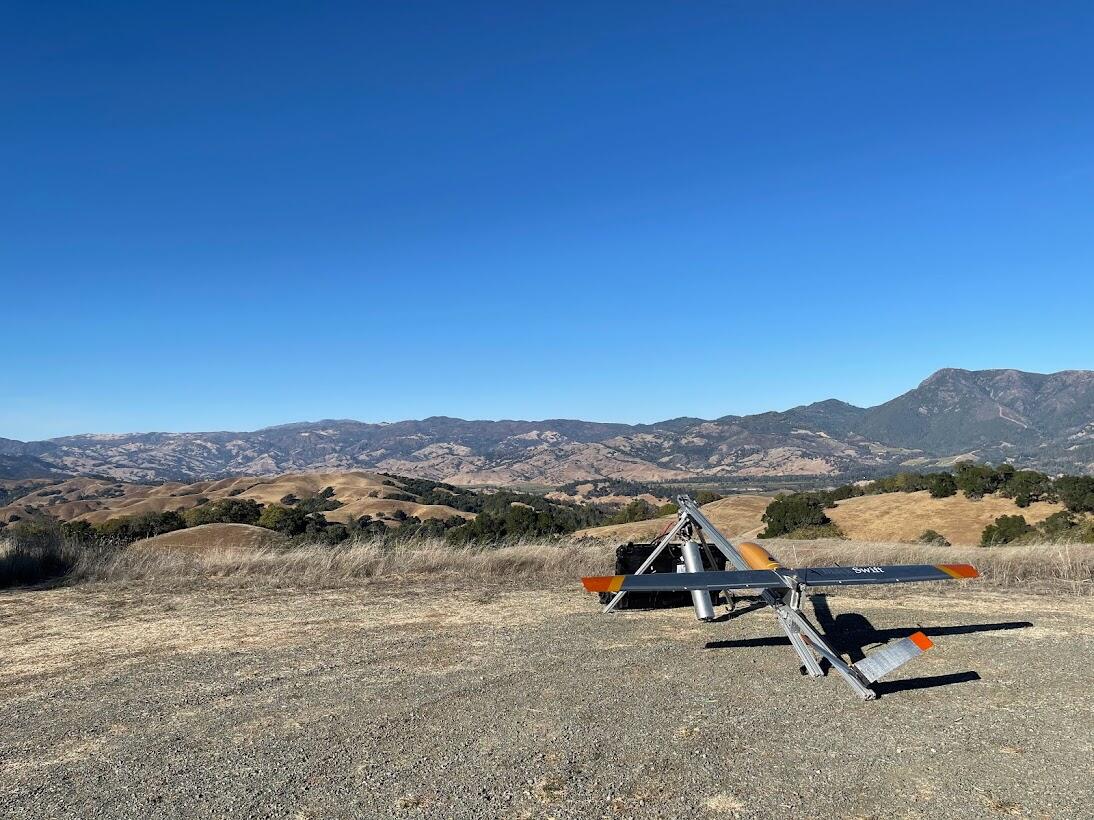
3;533;1092;595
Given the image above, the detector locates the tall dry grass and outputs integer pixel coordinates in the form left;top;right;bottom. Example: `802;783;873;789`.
66;537;617;589
766;537;1094;595
3;533;1091;594
0;536;84;588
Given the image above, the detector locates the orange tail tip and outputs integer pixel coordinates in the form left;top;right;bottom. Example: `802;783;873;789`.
582;575;624;593
937;563;979;579
909;631;934;651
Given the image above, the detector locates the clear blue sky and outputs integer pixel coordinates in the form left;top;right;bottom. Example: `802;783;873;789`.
4;2;1093;440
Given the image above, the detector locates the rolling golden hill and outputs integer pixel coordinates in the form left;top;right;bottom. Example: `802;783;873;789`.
574;490;1068;547
574;495;775;542
130;523;289;551
828;490;1065;546
0;472;473;527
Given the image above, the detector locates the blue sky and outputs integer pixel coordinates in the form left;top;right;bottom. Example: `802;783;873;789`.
4;2;1093;440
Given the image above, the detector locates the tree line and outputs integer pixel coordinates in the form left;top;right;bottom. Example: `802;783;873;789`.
3;477;625;548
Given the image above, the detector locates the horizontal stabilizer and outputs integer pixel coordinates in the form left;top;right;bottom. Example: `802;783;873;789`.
852;631;933;683
582;569;787;594
795;563;978;587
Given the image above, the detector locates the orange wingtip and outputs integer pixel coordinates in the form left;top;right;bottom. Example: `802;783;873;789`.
909;631;934;651
937;563;979;579
581;575;624;593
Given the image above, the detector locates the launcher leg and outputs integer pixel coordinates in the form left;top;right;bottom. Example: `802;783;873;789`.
779;602;876;701
769;589;824;676
784;625;825;677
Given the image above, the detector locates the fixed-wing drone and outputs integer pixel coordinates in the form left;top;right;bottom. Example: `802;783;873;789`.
582;495;978;700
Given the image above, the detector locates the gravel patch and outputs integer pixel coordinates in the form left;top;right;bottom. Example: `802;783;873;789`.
1;582;1092;819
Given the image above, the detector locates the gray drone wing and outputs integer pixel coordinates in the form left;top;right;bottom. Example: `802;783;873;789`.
793;563;978;586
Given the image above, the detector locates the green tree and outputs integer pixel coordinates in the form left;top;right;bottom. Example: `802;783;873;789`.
61;520;95;544
133;510;186;540
184;498;262;526
955;462;1005;499
1000;470;1054;508
95;517;135;543
760;494;831;538
1038;510;1077;538
607;500;658;525
926;473;957;499
1054;476;1094;513
256;504;308;536
980;514;1033;546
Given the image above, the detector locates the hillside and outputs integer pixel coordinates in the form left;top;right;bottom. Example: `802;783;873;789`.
574;489;1067;547
3;368;1093;483
828;491;1065;546
0;472;475;528
574;495;774;542
131;523;289;551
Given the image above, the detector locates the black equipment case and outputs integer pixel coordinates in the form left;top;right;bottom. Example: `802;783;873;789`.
598;541;727;609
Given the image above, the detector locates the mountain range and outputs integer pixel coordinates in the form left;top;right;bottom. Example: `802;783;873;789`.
3;369;1093;484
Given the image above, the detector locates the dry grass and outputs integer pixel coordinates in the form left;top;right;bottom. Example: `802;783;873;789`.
765;538;1094;595
64;537;617;589
4;533;1091;595
828;490;1065;545
130;523;289;551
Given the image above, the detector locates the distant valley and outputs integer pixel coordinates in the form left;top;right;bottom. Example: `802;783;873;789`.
3;368;1093;483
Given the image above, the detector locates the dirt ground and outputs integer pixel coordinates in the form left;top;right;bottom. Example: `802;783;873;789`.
1;580;1092;819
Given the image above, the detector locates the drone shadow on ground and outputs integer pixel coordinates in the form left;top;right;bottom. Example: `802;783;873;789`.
704;593;1033;696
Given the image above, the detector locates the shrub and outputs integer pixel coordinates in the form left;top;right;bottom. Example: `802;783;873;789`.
981;514;1033;546
955;462;1006;499
918;529;951;546
1000;470;1054;507
1039;511;1077;538
607;500;658;525
782;523;843;540
256;504;308;536
760;494;831;538
694;490;722;506
657;502;679;516
297;488;343;514
61;520;96;544
1055;476;1094;514
926;473;957;499
4;520;64;549
184;498;262;527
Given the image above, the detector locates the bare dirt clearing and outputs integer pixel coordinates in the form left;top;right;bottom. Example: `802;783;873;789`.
2;578;1092;819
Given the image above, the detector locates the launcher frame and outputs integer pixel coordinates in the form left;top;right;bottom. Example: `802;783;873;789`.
600;495;928;700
